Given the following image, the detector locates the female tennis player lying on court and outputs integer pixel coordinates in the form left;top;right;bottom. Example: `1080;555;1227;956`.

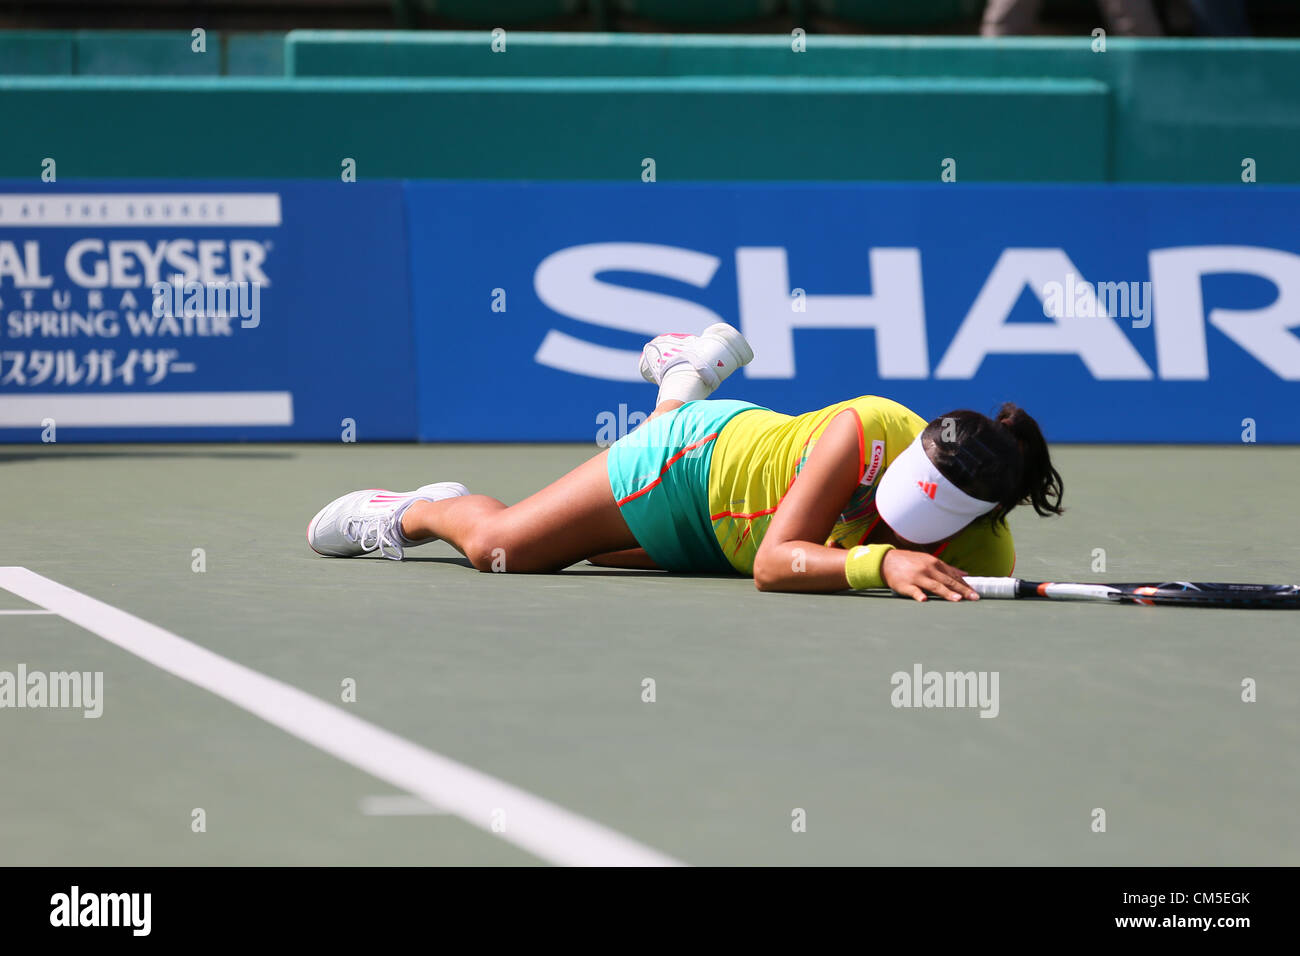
307;324;1064;601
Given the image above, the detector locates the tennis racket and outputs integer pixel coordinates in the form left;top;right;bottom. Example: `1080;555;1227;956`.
963;577;1300;609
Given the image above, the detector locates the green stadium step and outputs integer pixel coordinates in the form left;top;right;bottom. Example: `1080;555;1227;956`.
0;75;1109;182
74;31;220;77
0;30;285;77
0;32;73;75
283;33;1300;184
224;33;287;77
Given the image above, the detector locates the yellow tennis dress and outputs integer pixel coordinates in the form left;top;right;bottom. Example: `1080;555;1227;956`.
606;396;1015;578
708;396;1016;577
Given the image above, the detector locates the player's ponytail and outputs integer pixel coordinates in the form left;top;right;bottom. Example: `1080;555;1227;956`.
922;403;1064;529
993;402;1064;520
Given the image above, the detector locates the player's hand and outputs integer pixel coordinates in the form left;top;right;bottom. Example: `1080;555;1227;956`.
881;549;980;602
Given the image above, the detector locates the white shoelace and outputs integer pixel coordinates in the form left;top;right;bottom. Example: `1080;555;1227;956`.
343;512;405;561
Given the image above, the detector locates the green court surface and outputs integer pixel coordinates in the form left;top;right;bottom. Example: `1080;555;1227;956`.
1;442;1297;866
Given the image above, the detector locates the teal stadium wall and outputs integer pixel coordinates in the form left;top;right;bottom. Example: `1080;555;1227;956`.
0;75;1106;181
0;31;1296;182
284;32;1300;184
0;31;284;77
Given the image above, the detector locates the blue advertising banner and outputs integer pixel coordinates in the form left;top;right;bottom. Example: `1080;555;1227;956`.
406;182;1300;443
0;181;417;441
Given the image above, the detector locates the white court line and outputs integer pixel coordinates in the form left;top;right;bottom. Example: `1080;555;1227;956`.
0;567;680;867
0;393;293;428
0;609;57;615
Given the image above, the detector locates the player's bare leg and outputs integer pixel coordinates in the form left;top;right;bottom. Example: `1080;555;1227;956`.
308;323;751;569
399;396;685;571
399;450;639;572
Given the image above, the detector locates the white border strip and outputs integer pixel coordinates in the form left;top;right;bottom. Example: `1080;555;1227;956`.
0;194;281;227
0;393;293;428
0;567;679;867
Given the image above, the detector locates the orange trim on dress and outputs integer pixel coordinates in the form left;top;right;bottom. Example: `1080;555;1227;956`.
614;432;719;507
856;517;881;546
853;410;866;480
711;505;779;521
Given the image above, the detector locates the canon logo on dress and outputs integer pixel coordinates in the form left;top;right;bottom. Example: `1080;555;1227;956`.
861;439;885;486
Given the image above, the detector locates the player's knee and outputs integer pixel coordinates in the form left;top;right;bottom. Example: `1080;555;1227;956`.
466;537;506;572
464;525;521;573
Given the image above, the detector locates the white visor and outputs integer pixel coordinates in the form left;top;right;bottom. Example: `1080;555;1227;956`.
875;434;999;545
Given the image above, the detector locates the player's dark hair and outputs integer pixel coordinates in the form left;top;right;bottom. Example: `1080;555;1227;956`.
921;403;1064;528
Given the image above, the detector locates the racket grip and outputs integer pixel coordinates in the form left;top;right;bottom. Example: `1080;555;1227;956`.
963;576;1019;599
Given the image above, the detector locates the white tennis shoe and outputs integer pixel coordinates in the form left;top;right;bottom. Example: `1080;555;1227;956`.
307;482;469;560
638;322;754;395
